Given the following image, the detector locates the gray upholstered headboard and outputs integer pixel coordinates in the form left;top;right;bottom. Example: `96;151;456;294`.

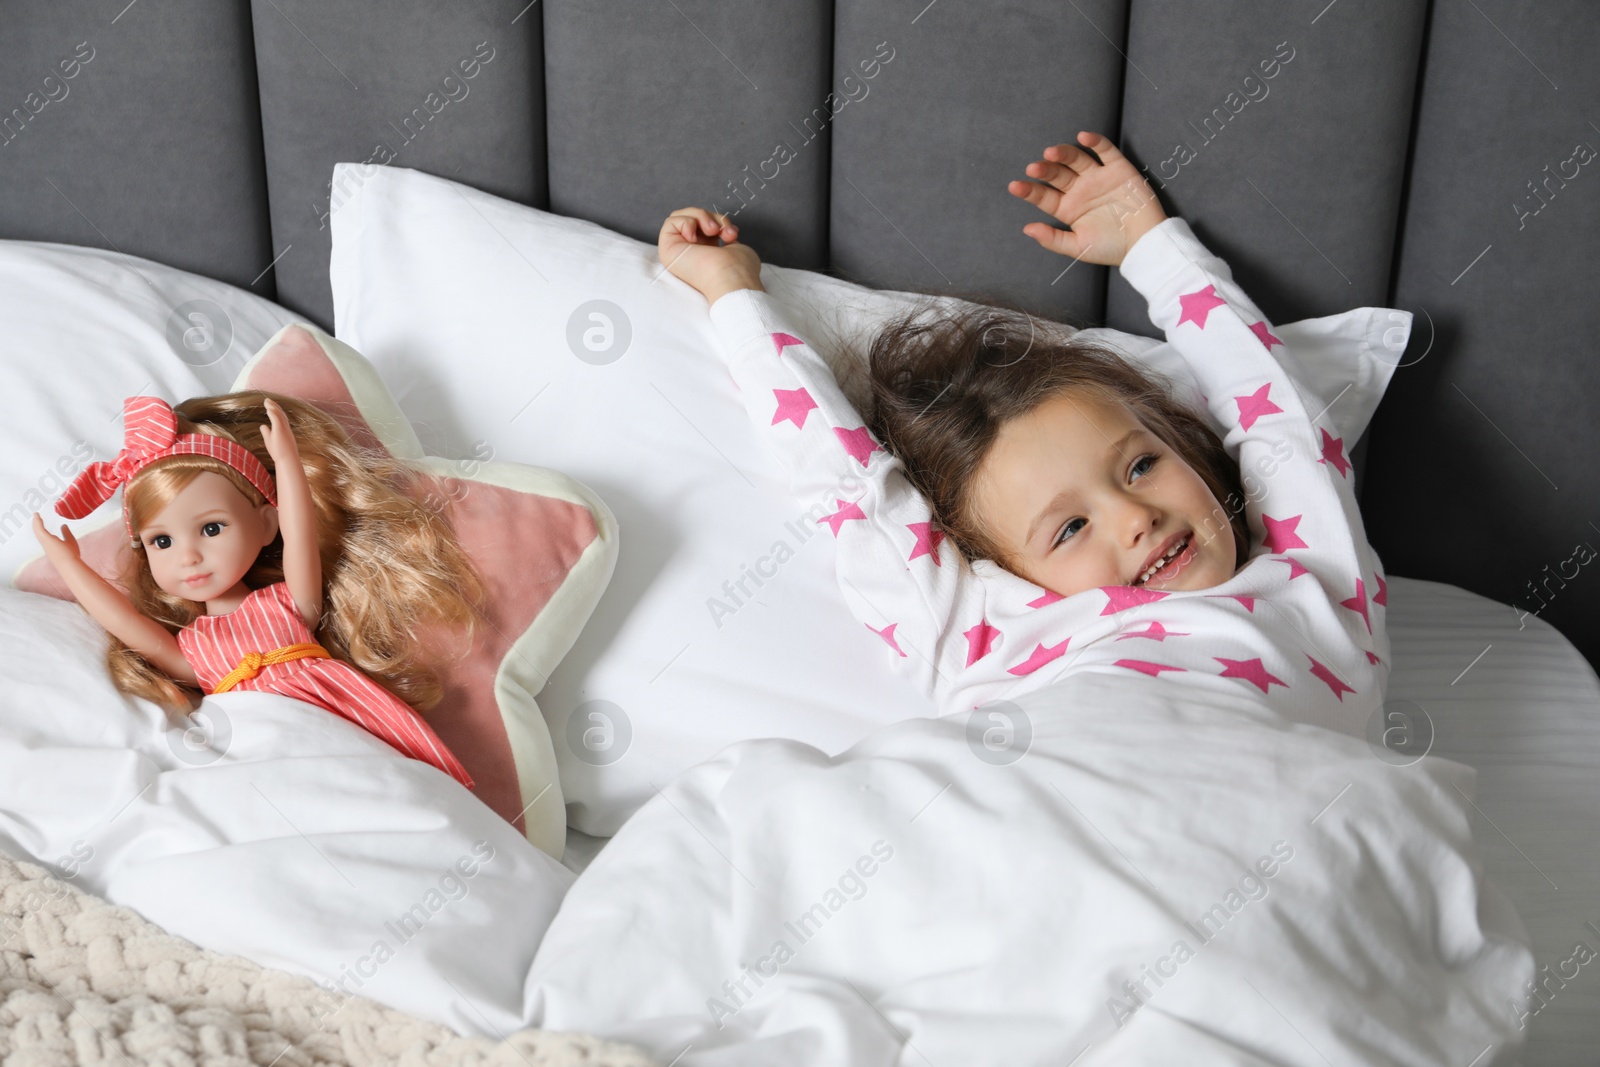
2;0;1595;670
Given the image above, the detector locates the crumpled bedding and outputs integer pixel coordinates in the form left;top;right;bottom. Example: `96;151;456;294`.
523;666;1534;1066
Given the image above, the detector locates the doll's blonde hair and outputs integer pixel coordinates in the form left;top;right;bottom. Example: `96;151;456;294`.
110;390;484;717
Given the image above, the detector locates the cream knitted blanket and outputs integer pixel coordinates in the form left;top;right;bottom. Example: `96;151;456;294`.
0;847;655;1066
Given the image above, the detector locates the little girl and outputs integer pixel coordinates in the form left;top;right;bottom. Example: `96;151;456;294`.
658;131;1388;734
31;391;483;786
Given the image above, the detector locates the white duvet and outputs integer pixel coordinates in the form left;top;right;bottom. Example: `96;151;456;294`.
0;581;1537;1063
522;666;1534;1065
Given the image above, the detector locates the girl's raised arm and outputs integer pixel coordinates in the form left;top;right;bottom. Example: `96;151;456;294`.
667;208;1081;715
1117;218;1390;660
30;515;198;684
707;287;1004;711
260;399;322;628
1014;133;1389;667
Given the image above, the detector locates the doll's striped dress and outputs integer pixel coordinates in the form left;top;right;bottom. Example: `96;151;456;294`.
176;580;474;788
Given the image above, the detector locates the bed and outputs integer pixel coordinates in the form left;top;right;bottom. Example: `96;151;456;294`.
2;1;1597;1064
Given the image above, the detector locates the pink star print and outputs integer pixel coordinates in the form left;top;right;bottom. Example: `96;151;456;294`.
834;426;882;468
771;387;817;430
1234;383;1284;431
1116;621;1189;642
867;621;905;658
1216;656;1288;694
1100;585;1169;615
1249;322;1284;349
1261;514;1308;554
817;498;866;537
1207;594;1256;613
1008;638;1071;676
1276;555;1311;580
1364;649;1383;666
1341;578;1372;633
964;619;1000;666
1373;571;1387;607
1116;659;1186;678
771;332;804;355
1317;427;1351;478
1028;589;1064;608
907;522;944;566
1177;285;1227;329
1307;655;1356;700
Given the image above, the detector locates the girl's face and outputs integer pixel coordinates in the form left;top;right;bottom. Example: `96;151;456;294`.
137;471;279;603
970;389;1237;600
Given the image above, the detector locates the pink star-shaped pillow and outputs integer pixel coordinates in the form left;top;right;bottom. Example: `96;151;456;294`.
15;323;618;860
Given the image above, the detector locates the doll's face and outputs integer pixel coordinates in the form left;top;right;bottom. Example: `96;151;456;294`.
137;471;280;602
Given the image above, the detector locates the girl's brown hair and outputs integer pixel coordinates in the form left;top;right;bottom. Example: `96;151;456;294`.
112;390;484;717
863;296;1252;579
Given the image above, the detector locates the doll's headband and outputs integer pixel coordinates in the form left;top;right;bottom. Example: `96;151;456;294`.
56;396;278;538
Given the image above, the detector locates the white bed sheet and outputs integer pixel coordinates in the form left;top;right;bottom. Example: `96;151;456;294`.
1381;575;1600;1063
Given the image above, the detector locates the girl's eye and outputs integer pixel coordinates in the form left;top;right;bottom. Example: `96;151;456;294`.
1053;517;1086;548
149;534;172;550
1051;454;1159;549
202;521;225;537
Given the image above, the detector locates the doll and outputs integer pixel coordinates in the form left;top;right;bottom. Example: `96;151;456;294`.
31;391;485;789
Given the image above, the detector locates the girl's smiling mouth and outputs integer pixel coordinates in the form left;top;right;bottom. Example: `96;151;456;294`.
1132;531;1195;587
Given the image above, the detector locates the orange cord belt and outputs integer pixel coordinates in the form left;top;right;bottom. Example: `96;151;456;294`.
211;642;331;694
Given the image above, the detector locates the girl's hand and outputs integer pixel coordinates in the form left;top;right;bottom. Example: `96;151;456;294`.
260;397;300;462
658;207;764;304
32;513;84;568
1009;131;1168;267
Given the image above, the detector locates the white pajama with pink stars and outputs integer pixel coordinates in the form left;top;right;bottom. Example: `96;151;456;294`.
707;217;1389;739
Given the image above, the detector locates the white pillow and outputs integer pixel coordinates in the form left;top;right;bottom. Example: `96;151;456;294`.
329;162;1407;835
0;240;302;582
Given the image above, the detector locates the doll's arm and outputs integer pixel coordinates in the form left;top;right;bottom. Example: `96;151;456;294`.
31;515;198;684
260;399;322;628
